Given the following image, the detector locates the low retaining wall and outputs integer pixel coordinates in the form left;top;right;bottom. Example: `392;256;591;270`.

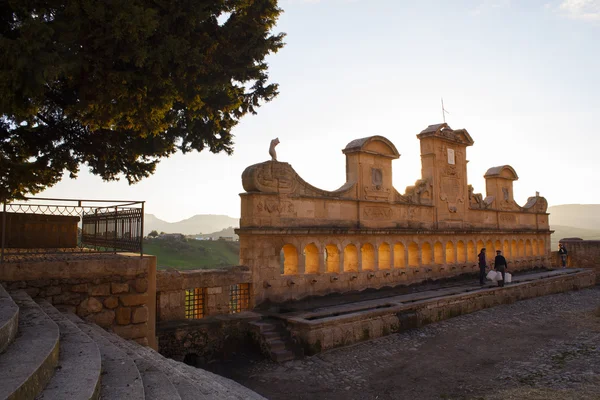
287;269;595;355
156;267;252;322
0;254;157;347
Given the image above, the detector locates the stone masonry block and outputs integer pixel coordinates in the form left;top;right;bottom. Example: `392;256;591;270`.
116;307;132;325
89;284;111;296
70;284;88;293
86;309;115;328
132;306;149;324
206;287;222;295
111;282;130;294
134;278;148;293
77;297;103;316
120;293;148;307
103;296;119;309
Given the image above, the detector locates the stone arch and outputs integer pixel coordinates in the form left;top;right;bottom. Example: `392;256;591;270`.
362;243;376;271
525;239;533;257
532;239;539;256
408;242;419;267
467;241;476;263
477;240;485;253
445;241;455;264
304;243;319;274
325;244;340;273
495;240;502;254
422;242;432;265
538;239;545;256
486;240;494;253
434;242;444;264
518;239;525;257
344;244;358;272
503;240;510;257
511;240;518;259
457;241;466;263
394;242;406;268
379;242;391;270
281;244;298;275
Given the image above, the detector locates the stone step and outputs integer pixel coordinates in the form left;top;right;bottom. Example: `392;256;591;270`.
262;331;280;339
65;313;145;400
36;301;102;400
131;342;266;400
248;321;278;333
0;284;19;354
271;349;295;363
85;323;181;400
92;327;220;400
266;339;286;352
0;290;59;400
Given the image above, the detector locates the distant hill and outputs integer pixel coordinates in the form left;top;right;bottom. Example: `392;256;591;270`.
190;226;238;241
548;204;600;231
549;204;600;247
144;214;238;236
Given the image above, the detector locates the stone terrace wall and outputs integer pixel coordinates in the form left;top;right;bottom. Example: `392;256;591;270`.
156;267;252;322
0;254;157;347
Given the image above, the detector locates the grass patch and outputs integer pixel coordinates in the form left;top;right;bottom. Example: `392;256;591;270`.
143;238;239;270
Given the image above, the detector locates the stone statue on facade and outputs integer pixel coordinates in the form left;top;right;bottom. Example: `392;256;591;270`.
269;138;280;161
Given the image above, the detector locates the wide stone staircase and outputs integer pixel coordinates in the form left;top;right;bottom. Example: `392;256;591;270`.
0;285;265;400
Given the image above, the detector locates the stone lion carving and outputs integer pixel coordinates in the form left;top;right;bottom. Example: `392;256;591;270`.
269;138;280;161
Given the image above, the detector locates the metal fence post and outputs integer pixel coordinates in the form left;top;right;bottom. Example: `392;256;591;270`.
1;201;6;264
140;202;145;257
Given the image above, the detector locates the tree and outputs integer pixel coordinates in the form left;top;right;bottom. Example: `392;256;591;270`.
0;0;285;201
148;230;159;238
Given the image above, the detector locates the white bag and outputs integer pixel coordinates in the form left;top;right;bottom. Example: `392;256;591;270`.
505;272;512;283
486;270;497;281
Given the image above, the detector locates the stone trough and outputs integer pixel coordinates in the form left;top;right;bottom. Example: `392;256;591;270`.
280;268;595;355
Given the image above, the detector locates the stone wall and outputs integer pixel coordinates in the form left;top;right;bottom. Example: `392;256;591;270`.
157;312;260;364
558;238;600;281
287;270;595;355
156;267;252;322
0;254;157;347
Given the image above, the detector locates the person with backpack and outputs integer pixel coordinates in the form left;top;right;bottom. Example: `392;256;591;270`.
494;250;508;287
478;247;487;285
558;243;568;268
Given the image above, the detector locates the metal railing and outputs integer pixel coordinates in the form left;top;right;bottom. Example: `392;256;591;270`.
1;197;145;263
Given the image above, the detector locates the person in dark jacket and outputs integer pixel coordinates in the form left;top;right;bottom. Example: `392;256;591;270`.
494;250;508;287
478;248;487;285
558;243;568;268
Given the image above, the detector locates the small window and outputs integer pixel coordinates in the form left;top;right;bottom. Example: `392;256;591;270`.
185;288;205;319
229;283;250;314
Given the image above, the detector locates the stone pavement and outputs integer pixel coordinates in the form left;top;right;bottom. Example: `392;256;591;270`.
230;286;600;400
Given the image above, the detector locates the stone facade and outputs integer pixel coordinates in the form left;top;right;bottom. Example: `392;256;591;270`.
0;254;157;347
237;123;552;305
156;267;252;322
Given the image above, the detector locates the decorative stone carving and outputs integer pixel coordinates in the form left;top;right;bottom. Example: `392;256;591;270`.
403;179;432;205
439;166;464;212
269;138;280;161
468;185;491;210
363;206;392;220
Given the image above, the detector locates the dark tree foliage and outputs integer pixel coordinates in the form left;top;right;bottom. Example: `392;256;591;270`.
0;0;285;201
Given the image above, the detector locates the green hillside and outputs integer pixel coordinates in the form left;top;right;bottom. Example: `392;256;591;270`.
143;238;239;270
